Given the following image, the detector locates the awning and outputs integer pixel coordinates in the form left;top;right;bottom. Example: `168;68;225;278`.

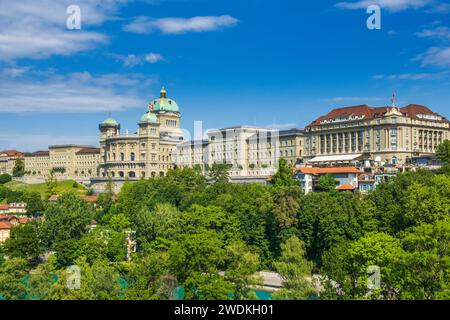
309;154;363;163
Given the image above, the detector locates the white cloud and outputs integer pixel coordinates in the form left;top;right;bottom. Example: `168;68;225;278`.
265;123;298;130
123;54;143;67
116;52;165;67
416;26;450;41
428;3;450;13
336;0;432;12
0;133;99;152
0;0;129;61
372;72;450;80
387;30;399;36
123;15;239;34
0;70;158;113
416;47;450;68
145;53;164;63
1;67;31;78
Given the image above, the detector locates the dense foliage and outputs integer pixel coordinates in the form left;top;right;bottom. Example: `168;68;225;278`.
1;157;450;300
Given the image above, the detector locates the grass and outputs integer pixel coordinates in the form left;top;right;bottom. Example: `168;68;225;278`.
5;179;88;198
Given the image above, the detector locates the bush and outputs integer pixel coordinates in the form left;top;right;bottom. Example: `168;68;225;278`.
0;174;12;185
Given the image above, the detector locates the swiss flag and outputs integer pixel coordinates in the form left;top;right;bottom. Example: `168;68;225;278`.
148;102;154;111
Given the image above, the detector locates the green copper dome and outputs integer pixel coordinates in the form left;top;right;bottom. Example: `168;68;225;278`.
139;111;158;124
100;116;120;128
150;87;180;113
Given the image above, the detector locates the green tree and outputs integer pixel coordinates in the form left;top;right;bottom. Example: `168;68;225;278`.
125;251;175;300
45;170;58;198
224;241;263;300
24;192;45;215
0;258;29;300
315;174;339;192
184;272;233;300
41;193;94;248
396;219;450;300
208;163;230;184
12;159;25;177
0;173;12;185
298;192;367;265
270;158;297;187
108;213;131;232
322;232;404;300
4;222;44;263
133;203;178;248
210;183;273;266
272;236;315;300
27;261;57;300
436;139;450;165
51;257;121;300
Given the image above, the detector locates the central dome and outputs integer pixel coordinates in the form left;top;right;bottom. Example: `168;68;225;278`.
150;87;180;113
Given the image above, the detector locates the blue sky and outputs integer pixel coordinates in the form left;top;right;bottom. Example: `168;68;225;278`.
0;0;450;151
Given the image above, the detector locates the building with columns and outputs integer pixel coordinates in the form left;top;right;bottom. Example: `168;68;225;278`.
98;87;183;179
304;104;450;165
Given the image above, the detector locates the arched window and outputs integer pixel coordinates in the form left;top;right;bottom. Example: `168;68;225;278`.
119;171;124;178
120;153;125;161
129;171;136;178
131;153;135;161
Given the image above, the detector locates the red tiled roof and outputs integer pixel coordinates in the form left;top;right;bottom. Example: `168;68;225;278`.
76;148;100;155
83;195;98;202
295;167;363;175
19;217;30;224
0;214;9;219
0;150;24;158
0;205;9;211
308;104;448;127
48;195;59;202
0;221;12;229
337;184;356;191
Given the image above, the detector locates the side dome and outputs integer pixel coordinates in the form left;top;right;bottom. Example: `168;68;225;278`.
150;87;180;113
139;111;159;124
99;116;120;129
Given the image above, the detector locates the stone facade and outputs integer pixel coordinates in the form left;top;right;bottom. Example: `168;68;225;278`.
175;127;305;179
24;146;100;178
98;88;183;179
304;104;450;165
0;150;23;175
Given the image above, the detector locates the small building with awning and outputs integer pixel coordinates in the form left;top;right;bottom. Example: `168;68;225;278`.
307;154;364;165
293;166;363;194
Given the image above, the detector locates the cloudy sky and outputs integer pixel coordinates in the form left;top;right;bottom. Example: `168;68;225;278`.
0;0;450;151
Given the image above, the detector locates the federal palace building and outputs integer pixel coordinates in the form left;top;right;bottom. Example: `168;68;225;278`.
7;88;448;182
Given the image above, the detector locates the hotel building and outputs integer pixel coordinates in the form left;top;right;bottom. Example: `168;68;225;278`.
304;104;450;165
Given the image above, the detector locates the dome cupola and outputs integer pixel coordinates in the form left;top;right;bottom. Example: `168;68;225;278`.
99;114;120;129
139;110;159;124
149;87;180;113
